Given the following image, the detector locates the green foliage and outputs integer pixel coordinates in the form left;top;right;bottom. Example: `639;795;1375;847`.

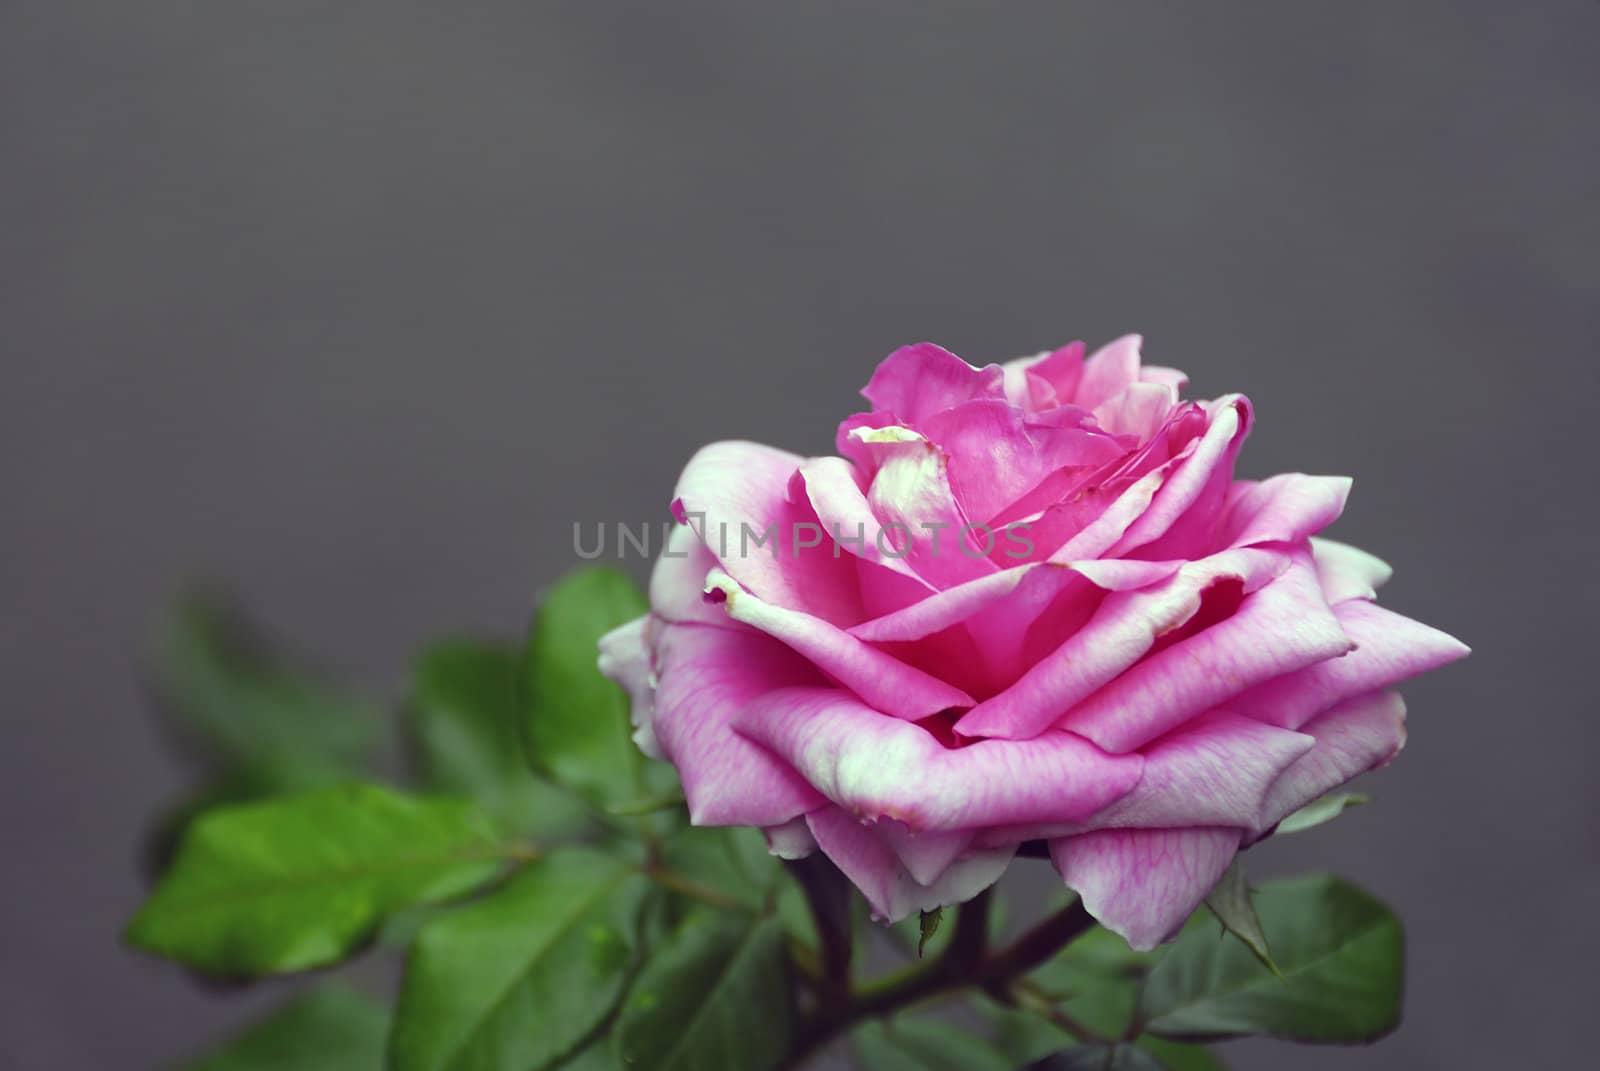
1202;859;1278;975
390;849;651;1071
130;569;1411;1070
174;985;388;1071
1026;1045;1168;1069
1138;874;1404;1043
1275;792;1370;835
613;912;792;1071
521;567;650;809
409;638;589;836
126;784;507;975
853;1016;1013;1070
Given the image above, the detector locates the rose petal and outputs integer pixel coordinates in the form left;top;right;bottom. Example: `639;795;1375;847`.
1049;827;1241;951
703;568;974;719
859;342;1004;423
1221;473;1352;549
1074;334;1144;412
739;686;1144;831
671;440;863;626
596;615;662;760
1067;711;1313;830
1252;690;1408;839
1309;536;1394;603
1056;549;1353;752
876;821;977;886
764;815;819;860
651;623;826;826
806;806;1015;923
955;547;1288;741
1112;396;1251;559
1229;599;1469;730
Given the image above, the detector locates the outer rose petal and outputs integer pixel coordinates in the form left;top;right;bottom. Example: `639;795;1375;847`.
1229;599;1469;730
1112;396;1251;559
1074;334;1144;412
596;615;662;760
1221;473;1352;549
764;815;818;860
1055;548;1354;753
1308;536;1393;603
650;624;826;826
1066;712;1314;830
702;568;975;719
955;547;1288;740
860;342;1004;423
807;806;1015;922
649;522;745;628
1251;690;1409;840
795;456;933;589
1049;827;1241;951
738;686;1144;831
671;440;863;626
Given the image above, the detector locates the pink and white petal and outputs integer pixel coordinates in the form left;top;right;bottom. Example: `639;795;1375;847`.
857;429;997;588
671;440;863;626
1074;335;1144;412
965;559;1186;697
1309;537;1394;604
796;455;932;588
1070;712;1314;830
596;615;663;760
703;569;974;719
1050;827;1241;951
1056;549;1353;753
1251;691;1408;839
764;815;819;860
649;522;747;628
651;623;827;827
1221;473;1352;549
1112;396;1252;559
859;343;1004;423
740;686;1144;830
1038;468;1169;563
956;548;1288;741
849;563;1040;643
1139;364;1190;392
876;821;977;886
807;806;1015;923
1010;342;1087;411
1229;599;1469;730
1095;381;1180;441
921;399;1128;525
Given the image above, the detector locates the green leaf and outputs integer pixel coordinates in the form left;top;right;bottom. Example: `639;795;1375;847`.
521;567;649;808
1025;1045;1166;1070
390;848;650;1071
657;824;779;914
918;908;944;958
1137;1037;1227;1071
853;1017;1012;1071
1137;873;1404;1043
175;985;388;1070
1202;860;1278;976
1274;792;1369;835
613;913;791;1071
153;590;376;783
126;784;506;975
409;639;589;836
1026;926;1158;1040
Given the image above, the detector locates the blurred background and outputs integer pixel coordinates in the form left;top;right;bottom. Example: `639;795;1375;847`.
3;2;1595;1067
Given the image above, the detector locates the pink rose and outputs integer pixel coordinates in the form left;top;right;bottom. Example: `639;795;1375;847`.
600;338;1467;949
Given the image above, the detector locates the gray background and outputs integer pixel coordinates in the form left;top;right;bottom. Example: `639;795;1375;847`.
2;2;1595;1068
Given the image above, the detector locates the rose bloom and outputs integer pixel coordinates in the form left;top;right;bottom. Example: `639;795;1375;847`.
600;338;1466;949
